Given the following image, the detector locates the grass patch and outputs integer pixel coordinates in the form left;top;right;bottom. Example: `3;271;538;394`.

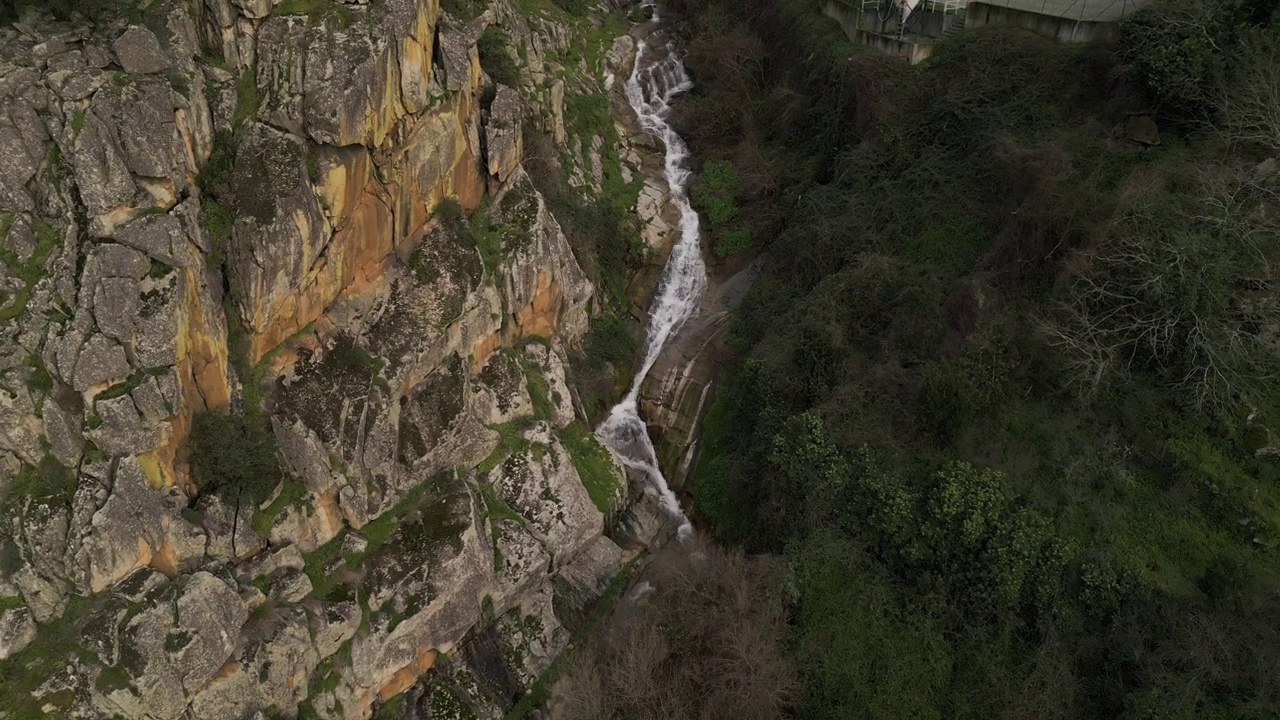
476;420;537;477
0;218;61;324
558;423;621;514
0;595;95;717
10;454;77;506
252;479;309;537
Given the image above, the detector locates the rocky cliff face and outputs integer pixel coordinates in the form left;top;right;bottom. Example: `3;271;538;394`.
0;0;663;717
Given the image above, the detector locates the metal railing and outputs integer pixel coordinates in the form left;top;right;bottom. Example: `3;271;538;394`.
924;0;967;14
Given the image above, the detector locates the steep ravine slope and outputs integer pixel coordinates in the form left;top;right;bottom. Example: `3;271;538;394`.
0;0;683;717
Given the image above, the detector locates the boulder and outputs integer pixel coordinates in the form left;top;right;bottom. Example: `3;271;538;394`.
72;333;130;393
484;84;523;185
0;604;36;659
112;26;170;75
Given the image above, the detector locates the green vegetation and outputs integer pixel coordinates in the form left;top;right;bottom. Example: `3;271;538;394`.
423;196;527;281
70;110;85;140
303;476;457;601
582;314;636;368
691;159;741;229
252;479;308;537
557;423;621;514
665;0;1280;717
273;0;356;27
440;0;485;21
188;408;285;511
0;595;94;718
478;26;521;90
94;367;168;403
476;420;536;476
24;355;52;395
10;454;77;505
520;353;558;422
0;217;61;324
714;228;752;258
0;0;135;24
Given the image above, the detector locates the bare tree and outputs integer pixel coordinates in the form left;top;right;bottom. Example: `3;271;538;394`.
1218;31;1280;154
1040;165;1280;413
552;536;797;720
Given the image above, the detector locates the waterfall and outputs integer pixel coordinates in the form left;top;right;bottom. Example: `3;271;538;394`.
595;2;705;541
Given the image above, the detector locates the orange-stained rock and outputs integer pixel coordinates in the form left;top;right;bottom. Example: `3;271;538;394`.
377;647;437;701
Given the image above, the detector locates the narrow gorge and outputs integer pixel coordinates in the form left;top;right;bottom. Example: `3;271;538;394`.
0;0;722;717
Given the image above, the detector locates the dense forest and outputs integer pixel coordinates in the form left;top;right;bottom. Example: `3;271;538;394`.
569;0;1280;718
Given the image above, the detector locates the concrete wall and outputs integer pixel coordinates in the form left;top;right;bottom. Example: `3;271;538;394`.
822;1;899;37
821;1;938;64
853;28;936;64
965;1;1119;42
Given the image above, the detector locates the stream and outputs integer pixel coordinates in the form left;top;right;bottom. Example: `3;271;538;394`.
595;1;705;540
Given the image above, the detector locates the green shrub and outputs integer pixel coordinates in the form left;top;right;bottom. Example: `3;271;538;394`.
714;228;752;258
551;0;593;14
691;159;741;229
433;196;464;225
439;0;484;20
188;410;283;509
11;455;77;504
584;314;637;367
478;26;520;89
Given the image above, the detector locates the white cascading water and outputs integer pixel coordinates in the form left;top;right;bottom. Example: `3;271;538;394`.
595;3;705;541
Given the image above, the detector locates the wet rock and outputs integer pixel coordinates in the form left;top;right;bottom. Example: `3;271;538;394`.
558;534;623;597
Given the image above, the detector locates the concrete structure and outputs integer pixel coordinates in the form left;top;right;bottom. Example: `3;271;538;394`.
823;0;1144;64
